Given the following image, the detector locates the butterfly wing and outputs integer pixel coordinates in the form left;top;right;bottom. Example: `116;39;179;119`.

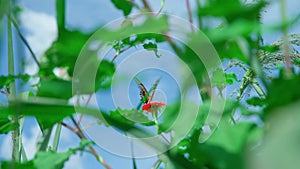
134;77;149;103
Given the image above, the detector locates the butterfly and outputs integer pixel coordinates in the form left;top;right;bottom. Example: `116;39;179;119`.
134;77;166;113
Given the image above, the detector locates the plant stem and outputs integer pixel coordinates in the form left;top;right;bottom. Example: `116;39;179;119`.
56;0;66;35
7;4;21;161
21;146;28;162
142;0;153;12
8;15;40;68
111;46;132;62
280;0;292;74
37;128;53;151
151;159;162;169
53;123;62;151
251;78;266;99
185;0;194;32
19;118;26;161
156;0;165;15
196;0;203;30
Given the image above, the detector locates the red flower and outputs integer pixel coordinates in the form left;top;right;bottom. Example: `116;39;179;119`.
142;101;166;113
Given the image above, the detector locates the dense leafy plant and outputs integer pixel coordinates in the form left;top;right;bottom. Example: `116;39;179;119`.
1;0;300;169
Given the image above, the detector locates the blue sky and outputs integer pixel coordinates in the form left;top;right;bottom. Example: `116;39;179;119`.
1;0;300;169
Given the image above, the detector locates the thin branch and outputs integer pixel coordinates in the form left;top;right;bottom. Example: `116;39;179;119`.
151;159;162;169
185;0;194;32
8;15;41;68
196;0;203;30
62;120;112;169
129;135;137;169
61;122;79;135
156;0;165;16
77;94;93;126
53;123;62;151
112;46;132;62
70;117;112;169
164;35;184;56
142;0;153;12
160;133;170;144
138;0;185;62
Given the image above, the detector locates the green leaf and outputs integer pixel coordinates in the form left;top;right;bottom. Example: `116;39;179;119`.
37;78;72;99
0;98;74;129
189;143;243;169
33;151;73;169
42;29;92;76
95;60;115;90
1;161;35;169
179;45;207;86
1;140;90;169
225;72;239;84
109;109;135;129
252;101;300;169
190;99;238;136
198;0;267;22
246;97;265;106
0;74;30;89
37;60;114;99
206;120;252;154
0;0;9;21
111;0;133;16
0;117;16;134
212;68;227;86
98;15;169;42
206;19;259;42
173;128;245;169
158;103;181;133
143;42;160;57
116;108;154;126
136;33;166;43
265;73;300;114
260;44;280;53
